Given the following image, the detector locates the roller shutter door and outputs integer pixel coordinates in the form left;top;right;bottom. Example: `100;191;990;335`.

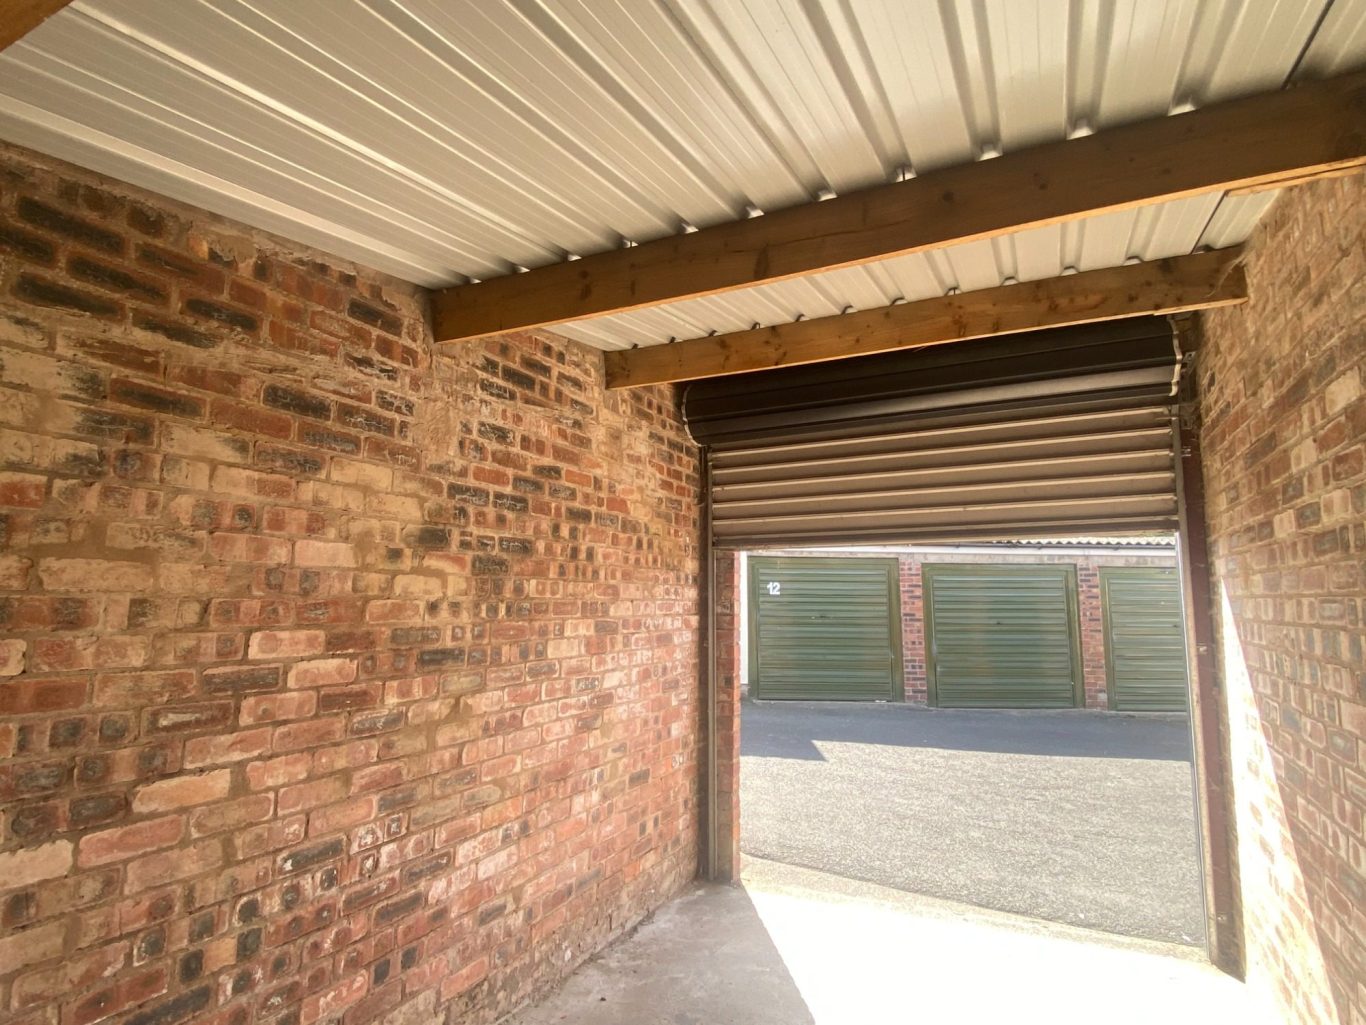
685;318;1182;548
748;556;901;701
923;565;1081;708
1101;567;1190;711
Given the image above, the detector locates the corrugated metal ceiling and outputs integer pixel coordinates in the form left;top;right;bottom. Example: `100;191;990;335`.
2;0;1362;351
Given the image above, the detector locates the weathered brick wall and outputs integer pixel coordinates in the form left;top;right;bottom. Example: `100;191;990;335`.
1197;175;1365;1025
0;143;700;1025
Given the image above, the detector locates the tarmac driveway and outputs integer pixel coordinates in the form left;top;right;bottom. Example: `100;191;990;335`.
740;702;1205;946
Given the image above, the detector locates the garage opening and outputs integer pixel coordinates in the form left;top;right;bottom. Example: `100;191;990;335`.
693;318;1214;952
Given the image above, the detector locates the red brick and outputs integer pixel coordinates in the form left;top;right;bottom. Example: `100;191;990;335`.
287;657;357;688
271;717;345;752
0;920;66;975
188;794;274;837
78;815;184;867
131;769;232;812
124;838;222;893
0;552;31;588
278;776;346;814
208;532;291;564
93;670;196;707
183;727;272;767
240;690;316;724
0;637;28;676
247;628;325;659
301;971;367;1025
0;470;46;507
245;753;311;791
0;676;87;714
38;558;153;592
294;539;356;568
63;966;167;1025
0;838;74;888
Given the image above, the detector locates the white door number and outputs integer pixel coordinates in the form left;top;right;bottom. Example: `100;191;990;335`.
766;581;781;596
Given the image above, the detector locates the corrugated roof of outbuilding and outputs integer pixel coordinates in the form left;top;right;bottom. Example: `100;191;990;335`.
2;0;1362;349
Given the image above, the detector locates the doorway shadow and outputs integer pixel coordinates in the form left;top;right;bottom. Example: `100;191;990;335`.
742;701;1194;762
501;882;815;1025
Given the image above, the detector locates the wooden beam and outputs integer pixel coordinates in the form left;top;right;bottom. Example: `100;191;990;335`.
433;72;1364;345
603;248;1247;389
1224;162;1366;197
0;0;72;52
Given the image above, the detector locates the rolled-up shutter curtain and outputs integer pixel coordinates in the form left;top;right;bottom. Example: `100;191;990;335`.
684;317;1181;548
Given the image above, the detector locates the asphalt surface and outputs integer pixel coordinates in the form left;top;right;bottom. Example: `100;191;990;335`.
740;702;1205;946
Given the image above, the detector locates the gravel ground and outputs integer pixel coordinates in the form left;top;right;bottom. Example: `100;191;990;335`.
740;701;1205;945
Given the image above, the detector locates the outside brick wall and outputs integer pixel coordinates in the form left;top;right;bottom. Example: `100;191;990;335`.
1197;175;1365;1025
897;560;926;704
0;142;701;1025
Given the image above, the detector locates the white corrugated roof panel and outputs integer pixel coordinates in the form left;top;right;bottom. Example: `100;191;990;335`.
1;0;1362;350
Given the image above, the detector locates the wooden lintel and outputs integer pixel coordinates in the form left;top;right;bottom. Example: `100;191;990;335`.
602;248;1248;389
0;0;73;52
432;71;1364;344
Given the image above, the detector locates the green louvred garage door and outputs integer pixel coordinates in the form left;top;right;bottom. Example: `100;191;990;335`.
1101;567;1190;711
924;564;1081;708
748;557;902;701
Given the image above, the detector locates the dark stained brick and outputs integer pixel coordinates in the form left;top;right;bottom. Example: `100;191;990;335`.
15;274;122;318
447;483;489;505
17;197;123;253
279;837;344;875
404;525;450;549
337;403;395;436
68;256;168;302
416;648;465;669
110;380;204;419
0;223;57;263
123;984;210;1025
131;311;218;349
347;298;402;336
182;298;258;333
263;385;330;421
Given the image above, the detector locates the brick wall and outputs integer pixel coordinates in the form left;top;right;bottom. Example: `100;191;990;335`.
1197;175;1365;1025
0;142;701;1025
897;560;926;704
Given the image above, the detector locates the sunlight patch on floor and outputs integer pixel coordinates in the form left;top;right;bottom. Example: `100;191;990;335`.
743;858;1267;1025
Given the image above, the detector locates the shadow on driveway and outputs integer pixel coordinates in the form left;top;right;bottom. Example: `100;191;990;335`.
743;701;1194;762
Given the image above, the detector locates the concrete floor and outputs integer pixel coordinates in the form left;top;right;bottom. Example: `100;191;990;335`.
741;702;1205;944
502;858;1264;1025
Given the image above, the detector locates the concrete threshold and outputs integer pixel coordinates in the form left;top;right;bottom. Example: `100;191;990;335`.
500;856;1268;1025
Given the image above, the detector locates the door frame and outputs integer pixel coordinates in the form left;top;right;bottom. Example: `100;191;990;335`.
746;555;904;702
922;562;1084;709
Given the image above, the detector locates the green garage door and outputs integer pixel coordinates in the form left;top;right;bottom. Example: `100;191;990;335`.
1101;567;1190;711
748;557;902;701
924;564;1081;708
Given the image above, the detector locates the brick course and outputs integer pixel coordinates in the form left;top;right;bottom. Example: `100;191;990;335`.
1197;175;1366;1025
0;143;700;1025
